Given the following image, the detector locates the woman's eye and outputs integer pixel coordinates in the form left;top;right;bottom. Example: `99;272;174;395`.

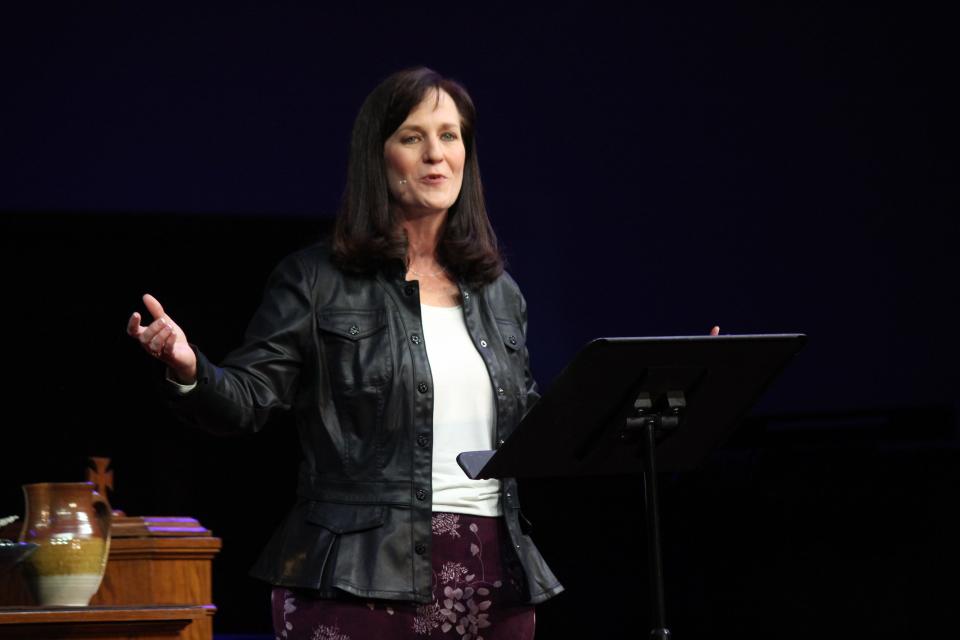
401;135;421;144
440;131;458;141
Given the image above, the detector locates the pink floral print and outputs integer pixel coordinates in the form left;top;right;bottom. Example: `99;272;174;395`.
432;512;462;538
273;588;298;639
311;623;351;640
409;516;504;639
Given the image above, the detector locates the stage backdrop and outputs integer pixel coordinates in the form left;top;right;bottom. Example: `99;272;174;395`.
1;3;957;638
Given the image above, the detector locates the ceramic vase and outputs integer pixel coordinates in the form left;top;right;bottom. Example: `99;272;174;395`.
19;482;112;606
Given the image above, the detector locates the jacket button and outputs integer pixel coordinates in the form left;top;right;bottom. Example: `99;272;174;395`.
411;333;421;345
416;434;430;448
479;339;488;348
404;284;415;296
497;438;505;448
509;335;518;345
348;324;360;336
415;543;426;555
462;291;470;300
415;488;427;501
496;387;505;395
417;382;428;393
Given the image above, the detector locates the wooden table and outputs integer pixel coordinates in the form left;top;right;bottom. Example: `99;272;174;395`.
0;605;212;639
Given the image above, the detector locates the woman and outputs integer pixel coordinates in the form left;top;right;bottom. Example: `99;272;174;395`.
127;67;562;639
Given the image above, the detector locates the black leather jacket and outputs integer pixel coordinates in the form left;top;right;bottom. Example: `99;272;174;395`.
168;243;563;604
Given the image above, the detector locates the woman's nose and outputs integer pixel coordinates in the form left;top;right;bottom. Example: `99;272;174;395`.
422;136;443;163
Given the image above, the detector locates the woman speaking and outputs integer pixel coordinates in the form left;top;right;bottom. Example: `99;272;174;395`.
128;67;562;639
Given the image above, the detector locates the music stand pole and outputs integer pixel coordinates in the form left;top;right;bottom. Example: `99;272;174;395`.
641;418;671;639
624;391;678;638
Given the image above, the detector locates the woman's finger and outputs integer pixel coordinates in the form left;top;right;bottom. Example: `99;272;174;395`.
138;317;167;345
162;316;182;336
142;293;166;322
145;324;173;356
710;325;720;336
161;330;179;357
126;312;143;337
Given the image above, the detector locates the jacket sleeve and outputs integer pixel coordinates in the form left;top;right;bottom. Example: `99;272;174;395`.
164;251;316;434
518;288;542;417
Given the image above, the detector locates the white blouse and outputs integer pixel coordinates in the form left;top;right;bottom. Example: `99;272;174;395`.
420;303;502;517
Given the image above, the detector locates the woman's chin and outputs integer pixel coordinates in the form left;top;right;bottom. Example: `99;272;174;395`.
397;201;454;219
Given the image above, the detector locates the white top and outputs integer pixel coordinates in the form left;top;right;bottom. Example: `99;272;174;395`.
420;303;502;517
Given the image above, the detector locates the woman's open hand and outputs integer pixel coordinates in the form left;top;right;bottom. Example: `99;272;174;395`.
127;294;197;384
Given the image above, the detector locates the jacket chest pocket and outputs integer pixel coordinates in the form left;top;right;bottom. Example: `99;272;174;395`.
317;309;392;393
495;318;527;394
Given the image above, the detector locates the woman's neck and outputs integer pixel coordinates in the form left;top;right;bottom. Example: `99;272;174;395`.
397;208;459;306
398;208;447;264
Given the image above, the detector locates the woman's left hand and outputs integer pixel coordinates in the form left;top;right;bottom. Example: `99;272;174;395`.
710;326;720;336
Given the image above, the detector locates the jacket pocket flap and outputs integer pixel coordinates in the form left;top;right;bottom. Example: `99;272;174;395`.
306;501;386;534
496;320;525;351
316;310;386;341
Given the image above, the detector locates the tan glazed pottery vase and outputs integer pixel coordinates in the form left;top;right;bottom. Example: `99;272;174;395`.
19;482;112;606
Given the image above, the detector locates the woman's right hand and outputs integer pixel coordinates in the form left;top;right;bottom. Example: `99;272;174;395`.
127;293;198;384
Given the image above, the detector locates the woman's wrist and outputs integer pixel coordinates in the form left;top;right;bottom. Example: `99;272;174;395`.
170;363;198;385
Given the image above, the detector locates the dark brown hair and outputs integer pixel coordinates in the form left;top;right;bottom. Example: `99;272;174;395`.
332;67;503;286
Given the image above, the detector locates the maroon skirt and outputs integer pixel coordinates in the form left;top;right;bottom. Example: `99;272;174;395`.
271;512;535;640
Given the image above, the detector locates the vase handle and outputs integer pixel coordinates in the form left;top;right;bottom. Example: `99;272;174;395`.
90;489;113;556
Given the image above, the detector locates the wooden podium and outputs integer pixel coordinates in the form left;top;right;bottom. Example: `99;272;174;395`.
0;515;222;640
1;459;223;639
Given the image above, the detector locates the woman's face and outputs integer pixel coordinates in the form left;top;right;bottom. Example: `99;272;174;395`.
383;88;466;218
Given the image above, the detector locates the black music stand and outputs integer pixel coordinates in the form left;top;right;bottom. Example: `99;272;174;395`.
459;333;807;639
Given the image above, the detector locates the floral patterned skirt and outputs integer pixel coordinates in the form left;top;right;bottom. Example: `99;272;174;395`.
271;512;535;640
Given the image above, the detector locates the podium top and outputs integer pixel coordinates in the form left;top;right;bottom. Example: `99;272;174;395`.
460;333;806;479
110;516;212;538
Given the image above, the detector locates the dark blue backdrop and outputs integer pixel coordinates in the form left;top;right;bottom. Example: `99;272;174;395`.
2;3;957;637
3;3;956;415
